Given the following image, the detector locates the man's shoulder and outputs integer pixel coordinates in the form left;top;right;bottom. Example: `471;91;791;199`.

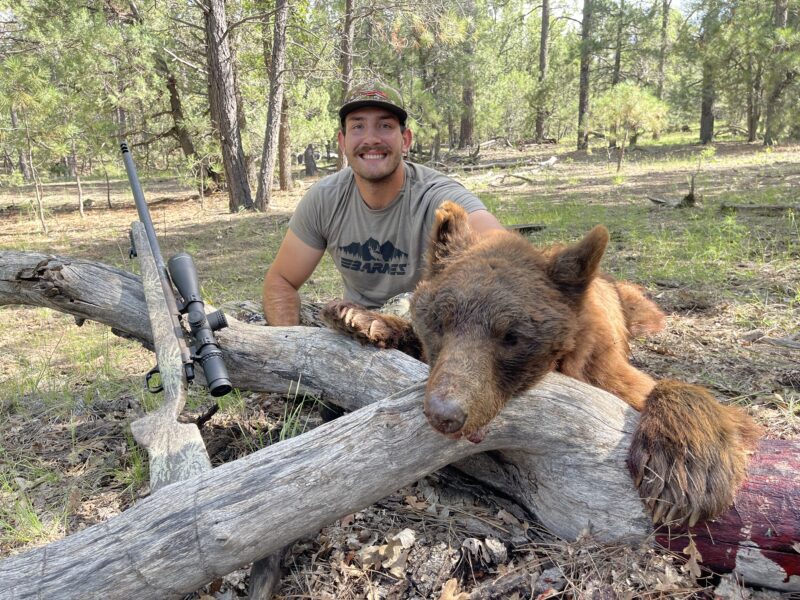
405;161;457;187
299;167;354;211
309;167;354;193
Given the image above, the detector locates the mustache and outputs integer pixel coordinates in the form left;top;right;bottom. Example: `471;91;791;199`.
355;145;391;154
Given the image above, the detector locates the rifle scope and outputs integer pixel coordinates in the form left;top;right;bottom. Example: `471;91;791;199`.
168;253;232;397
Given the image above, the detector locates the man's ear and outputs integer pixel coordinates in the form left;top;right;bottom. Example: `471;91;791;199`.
402;128;413;155
426;201;476;277
337;129;346;153
548;225;609;297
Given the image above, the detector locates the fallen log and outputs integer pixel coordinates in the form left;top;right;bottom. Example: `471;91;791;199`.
0;250;798;593
720;203;800;214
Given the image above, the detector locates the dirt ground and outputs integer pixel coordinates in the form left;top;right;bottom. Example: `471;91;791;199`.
0;138;798;599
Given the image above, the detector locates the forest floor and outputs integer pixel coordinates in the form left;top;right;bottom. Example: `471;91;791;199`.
0;134;798;599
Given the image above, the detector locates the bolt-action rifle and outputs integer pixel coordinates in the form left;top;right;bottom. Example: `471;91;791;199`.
120;142;231;491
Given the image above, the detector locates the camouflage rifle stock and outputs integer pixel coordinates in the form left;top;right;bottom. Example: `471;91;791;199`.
121;142;230;491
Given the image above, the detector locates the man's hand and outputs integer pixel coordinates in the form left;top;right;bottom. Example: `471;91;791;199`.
263;230;324;326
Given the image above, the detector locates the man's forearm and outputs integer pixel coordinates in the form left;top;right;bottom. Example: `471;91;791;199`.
263;273;301;326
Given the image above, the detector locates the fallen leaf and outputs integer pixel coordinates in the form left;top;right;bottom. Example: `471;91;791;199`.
439;578;470;600
339;513;355;527
681;536;704;580
393;528;416;549
404;495;428;510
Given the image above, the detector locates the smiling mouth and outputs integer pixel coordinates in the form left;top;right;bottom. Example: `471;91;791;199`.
360;152;387;160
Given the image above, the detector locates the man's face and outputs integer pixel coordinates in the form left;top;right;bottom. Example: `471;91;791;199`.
338;107;413;183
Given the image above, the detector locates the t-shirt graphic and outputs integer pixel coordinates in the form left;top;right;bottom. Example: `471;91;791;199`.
338;238;409;275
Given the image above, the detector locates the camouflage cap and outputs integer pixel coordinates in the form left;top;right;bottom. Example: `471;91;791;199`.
339;82;407;128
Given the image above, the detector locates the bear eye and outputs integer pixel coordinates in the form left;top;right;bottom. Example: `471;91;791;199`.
502;331;518;346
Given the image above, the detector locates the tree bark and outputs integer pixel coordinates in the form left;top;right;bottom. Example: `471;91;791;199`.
204;0;253;211
9;107;32;182
303;144;317;176
612;0;624;87
278;95;293;192
337;0;355;171
535;0;550;142
255;0;290;211
747;58;763;143
656;0;670;101
459;0;477;150
0;251;797;594
577;0;593;150
699;6;718;145
699;59;715;144
158;58;222;190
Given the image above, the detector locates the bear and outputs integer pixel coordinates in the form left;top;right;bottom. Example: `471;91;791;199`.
321;201;762;527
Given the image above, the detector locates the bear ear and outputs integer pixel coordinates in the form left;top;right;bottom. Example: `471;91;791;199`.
548;225;609;297
426;200;476;276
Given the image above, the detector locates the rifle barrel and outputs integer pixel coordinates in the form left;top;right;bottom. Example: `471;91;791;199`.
120;142;166;271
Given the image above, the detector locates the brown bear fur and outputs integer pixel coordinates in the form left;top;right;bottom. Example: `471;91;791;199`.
321;201;762;526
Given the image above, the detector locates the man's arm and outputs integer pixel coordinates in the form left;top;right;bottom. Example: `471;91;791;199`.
467;208;505;235
263;229;325;326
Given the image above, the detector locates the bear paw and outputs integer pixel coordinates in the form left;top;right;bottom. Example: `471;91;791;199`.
321;300;409;350
628;380;761;527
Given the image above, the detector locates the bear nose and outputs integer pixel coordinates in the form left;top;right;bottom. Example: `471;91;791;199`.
425;393;466;434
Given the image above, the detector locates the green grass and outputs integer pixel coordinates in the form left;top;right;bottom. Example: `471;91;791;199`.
0;468;66;549
112;430;148;498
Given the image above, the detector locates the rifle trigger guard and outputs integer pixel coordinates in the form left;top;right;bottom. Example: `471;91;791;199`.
145;366;163;393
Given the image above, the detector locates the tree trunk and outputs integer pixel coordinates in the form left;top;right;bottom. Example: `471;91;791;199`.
158;58;222;190
747;59;763;142
9;107;32;182
763;71;797;146
763;2;794;147
577;0;593;151
204;0;254;211
432;130;441;164
21;111;47;235
699;59;715;144
278;95;293;192
612;0;624;87
303;144;317;176
255;0;290;211
699;6;718;145
535;0;550;141
616;129;628;172
459;0;477;149
71;140;84;218
656;0;670;101
337;0;355;171
0;251;798;594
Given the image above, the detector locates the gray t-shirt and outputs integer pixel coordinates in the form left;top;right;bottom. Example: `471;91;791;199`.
289;161;486;308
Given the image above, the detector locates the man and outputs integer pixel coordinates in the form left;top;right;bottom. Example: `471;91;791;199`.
263;83;504;326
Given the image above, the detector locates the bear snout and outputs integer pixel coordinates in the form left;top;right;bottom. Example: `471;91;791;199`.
424;392;467;435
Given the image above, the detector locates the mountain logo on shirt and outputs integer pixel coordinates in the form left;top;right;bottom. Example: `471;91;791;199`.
339;238;408;261
338;238;408;275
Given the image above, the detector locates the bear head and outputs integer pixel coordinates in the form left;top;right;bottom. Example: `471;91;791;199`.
411;201;609;443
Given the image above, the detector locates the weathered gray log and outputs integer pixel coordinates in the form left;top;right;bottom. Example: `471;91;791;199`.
0;376;647;599
0;251;798;593
720;203;800;214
